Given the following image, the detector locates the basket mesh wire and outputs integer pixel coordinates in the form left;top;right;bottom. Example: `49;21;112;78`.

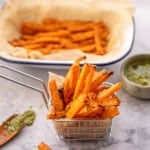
52;119;112;140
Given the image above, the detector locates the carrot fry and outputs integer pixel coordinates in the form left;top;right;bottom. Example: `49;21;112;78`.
87;101;103;118
73;63;90;100
75;56;86;64
83;65;96;93
31;36;61;44
79;44;96;52
88;107;103;118
91;71;113;91
101;106;120;119
74;105;88;118
47;111;65;119
48;79;64;112
76;38;95;47
62;20;83;27
66;94;87;118
96;96;121;107
23;43;46;50
38;142;52;150
71;31;94;42
21;35;33;40
21;22;63;34
67;23;93;33
94;26;105;55
97;82;122;98
63;56;86;104
95;85;110;93
9;39;25;47
38;48;60;55
63;64;80;104
35;30;70;38
60;38;76;49
91;69;107;90
42;18;60;25
87;93;97;102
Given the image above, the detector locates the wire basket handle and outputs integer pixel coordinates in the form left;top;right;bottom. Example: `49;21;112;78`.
0;65;50;110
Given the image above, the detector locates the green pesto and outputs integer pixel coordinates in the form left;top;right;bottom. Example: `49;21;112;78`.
8;110;36;133
125;61;150;86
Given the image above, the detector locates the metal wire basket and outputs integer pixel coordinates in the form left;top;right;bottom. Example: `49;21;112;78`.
52;118;112;141
0;65;112;141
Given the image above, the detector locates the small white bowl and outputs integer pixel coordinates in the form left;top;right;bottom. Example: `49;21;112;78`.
120;54;150;99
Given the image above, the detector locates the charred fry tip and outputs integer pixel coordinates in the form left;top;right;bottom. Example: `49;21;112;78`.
83;62;89;66
91;65;96;69
116;82;122;89
82;56;86;59
100;69;107;74
75;56;86;64
79;56;86;60
108;71;114;76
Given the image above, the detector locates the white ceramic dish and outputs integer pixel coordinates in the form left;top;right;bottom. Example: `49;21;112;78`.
0;19;135;68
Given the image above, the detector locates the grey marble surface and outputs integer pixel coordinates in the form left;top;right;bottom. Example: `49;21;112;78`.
0;0;150;150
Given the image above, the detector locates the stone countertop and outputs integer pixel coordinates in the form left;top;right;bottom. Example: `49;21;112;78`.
0;0;150;150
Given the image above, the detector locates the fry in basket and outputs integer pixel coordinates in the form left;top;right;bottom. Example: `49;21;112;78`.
63;56;86;104
101;106;120;119
97;82;122;98
47;111;65;119
87;101;103;118
96;96;120;107
63;63;79;103
91;70;112;91
95;84;110;93
66;93;88;118
73;63;90;100
74;105;88;118
88;106;103;118
48;79;64;113
83;65;96;93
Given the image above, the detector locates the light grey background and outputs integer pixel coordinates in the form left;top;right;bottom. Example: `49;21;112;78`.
0;0;150;150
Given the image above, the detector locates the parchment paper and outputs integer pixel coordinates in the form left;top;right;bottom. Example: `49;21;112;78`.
0;0;135;61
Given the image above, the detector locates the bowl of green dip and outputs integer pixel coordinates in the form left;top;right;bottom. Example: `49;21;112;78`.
121;54;150;99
